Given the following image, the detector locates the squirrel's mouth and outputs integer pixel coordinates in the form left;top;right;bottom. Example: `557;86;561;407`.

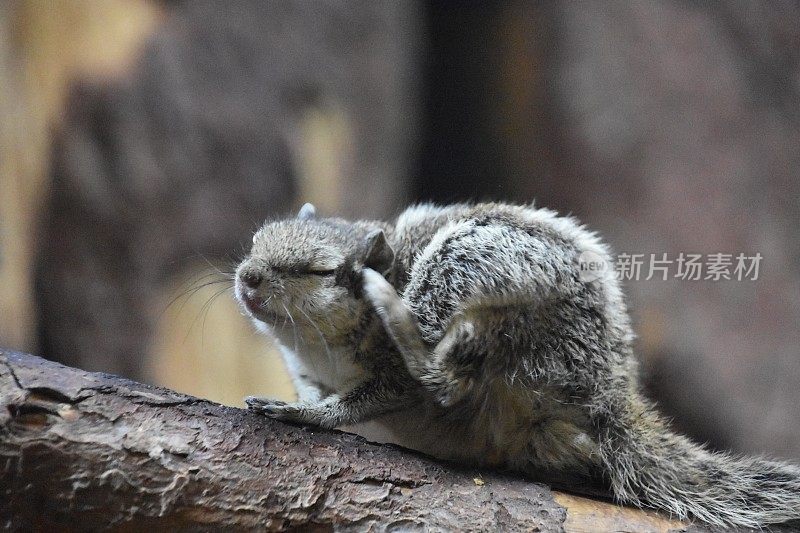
237;290;280;321
242;294;266;313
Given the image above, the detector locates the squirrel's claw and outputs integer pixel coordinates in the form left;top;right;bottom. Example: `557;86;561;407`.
245;396;321;425
362;267;400;315
245;396;284;409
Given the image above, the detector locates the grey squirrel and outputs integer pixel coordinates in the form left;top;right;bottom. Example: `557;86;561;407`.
234;201;800;528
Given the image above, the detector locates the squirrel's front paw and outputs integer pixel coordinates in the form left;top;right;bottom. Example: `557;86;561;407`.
246;396;299;418
246;396;285;412
245;396;325;426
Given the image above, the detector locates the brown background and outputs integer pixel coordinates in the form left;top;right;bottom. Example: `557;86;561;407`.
1;0;798;461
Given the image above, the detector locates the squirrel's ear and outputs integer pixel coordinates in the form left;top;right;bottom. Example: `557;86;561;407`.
297;203;316;220
363;229;394;274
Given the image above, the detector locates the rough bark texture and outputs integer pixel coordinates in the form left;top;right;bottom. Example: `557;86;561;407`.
0;350;749;532
7;351;798;532
0;350;560;531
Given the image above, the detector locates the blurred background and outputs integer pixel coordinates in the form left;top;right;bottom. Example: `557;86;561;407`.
2;1;799;461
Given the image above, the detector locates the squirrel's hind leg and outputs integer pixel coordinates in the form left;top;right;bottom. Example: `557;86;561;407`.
363;268;476;406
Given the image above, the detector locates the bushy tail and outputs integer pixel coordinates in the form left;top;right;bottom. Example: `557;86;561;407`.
599;398;800;528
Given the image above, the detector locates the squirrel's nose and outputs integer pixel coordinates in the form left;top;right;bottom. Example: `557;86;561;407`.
240;269;263;289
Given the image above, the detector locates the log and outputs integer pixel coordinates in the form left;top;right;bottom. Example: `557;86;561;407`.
0;349;763;532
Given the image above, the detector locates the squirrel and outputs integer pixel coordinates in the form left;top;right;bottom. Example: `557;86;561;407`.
234;201;800;528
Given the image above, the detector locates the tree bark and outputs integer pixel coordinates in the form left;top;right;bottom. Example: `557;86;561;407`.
0;350;762;532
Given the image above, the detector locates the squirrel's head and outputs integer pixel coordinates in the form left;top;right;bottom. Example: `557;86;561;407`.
235;203;394;344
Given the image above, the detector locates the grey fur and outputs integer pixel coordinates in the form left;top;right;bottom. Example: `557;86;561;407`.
235;202;800;528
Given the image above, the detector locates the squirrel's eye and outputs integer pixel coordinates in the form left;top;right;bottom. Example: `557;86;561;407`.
308;269;335;276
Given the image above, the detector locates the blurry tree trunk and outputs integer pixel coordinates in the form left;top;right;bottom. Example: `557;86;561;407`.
35;1;419;384
417;0;800;461
0;350;717;532
0;0;159;354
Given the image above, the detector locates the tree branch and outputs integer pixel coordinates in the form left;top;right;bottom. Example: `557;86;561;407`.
0;350;734;531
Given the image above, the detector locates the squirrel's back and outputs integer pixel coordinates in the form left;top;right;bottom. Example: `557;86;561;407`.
377;202;800;528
